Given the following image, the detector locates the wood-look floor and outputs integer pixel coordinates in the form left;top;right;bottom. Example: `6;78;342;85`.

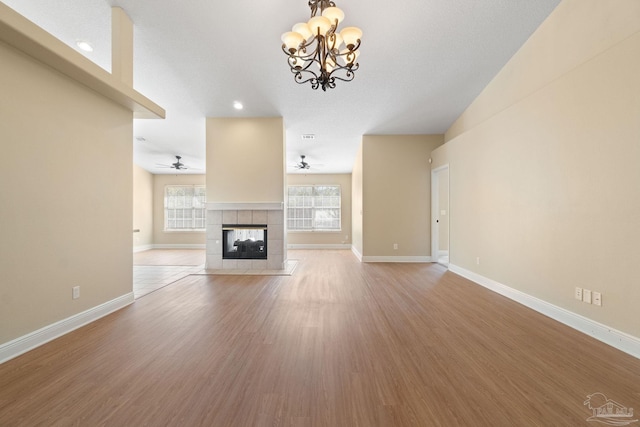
1;250;638;426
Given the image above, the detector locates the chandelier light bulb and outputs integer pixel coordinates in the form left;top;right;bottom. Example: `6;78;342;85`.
292;22;313;41
321;7;345;25
281;31;305;52
307;16;332;37
340;27;362;50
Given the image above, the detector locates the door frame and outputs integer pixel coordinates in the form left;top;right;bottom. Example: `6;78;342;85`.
431;164;449;265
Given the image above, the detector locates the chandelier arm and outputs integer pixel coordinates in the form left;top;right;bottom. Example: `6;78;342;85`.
352;39;362;51
294;72;319;86
329;72;355;83
289;66;322;85
291;58;318;74
326;64;357;82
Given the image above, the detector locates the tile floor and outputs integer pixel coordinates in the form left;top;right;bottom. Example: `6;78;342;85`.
204;259;298;276
132;249;297;299
133;265;205;298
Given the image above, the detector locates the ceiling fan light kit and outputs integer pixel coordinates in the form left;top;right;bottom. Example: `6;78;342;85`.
171;156;186;170
281;0;362;91
156;155;189;170
296;155;311;169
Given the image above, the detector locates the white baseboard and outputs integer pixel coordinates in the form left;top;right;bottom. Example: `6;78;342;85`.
287;244;352;250
134;244;206;253
351;246;363;262
0;293;134;364
363;256;432;263
448;264;640;360
152;244;206;249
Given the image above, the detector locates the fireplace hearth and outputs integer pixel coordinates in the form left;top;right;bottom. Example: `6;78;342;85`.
222;224;267;260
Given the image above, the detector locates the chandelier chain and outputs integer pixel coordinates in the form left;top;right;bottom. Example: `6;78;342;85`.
308;0;336;17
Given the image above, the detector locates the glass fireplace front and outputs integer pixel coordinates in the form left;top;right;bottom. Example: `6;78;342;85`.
222;224;267;259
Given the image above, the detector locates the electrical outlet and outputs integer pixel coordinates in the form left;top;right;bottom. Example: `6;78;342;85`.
583;289;592;304
476;257;480;265
72;286;80;300
393;243;398;250
593;292;602;306
575;287;583;300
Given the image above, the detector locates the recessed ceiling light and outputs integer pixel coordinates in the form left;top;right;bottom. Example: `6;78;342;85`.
233;101;243;110
76;40;93;52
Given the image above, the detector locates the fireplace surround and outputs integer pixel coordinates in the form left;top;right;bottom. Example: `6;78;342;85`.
206;202;286;271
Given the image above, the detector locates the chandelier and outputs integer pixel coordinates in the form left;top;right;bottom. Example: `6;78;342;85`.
281;0;362;91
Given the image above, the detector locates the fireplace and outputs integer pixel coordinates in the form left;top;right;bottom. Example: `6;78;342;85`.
206;204;285;271
222;224;267;260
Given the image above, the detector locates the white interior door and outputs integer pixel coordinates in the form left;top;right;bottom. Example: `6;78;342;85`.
431;165;449;266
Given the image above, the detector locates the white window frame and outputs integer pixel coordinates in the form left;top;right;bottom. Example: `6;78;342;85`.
287;185;341;232
164;185;206;232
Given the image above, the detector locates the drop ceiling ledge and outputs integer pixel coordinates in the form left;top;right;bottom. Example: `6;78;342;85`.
0;2;165;120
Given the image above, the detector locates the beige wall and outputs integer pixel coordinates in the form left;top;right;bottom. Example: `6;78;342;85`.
133;164;154;249
362;135;444;258
351;143;364;256
206;117;285;203
0;41;133;343
432;0;640;337
286;173;352;246
152;174;206;246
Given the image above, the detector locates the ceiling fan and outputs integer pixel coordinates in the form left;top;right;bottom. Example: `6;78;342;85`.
156;155;190;170
290;155;323;170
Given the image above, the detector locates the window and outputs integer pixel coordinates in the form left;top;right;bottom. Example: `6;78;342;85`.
287;185;341;231
164;185;206;231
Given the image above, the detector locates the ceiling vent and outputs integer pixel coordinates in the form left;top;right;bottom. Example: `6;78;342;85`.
301;134;316;141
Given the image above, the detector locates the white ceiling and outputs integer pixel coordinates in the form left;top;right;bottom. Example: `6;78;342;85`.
3;0;561;174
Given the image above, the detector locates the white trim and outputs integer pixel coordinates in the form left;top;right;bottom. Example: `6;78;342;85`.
351;245;363;262
287;244;351;250
133;244;153;253
448;264;640;360
0;293;134;364
431;164;449;267
206;202;284;211
151;244;206;249
363;256;432;263
287;230;343;234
